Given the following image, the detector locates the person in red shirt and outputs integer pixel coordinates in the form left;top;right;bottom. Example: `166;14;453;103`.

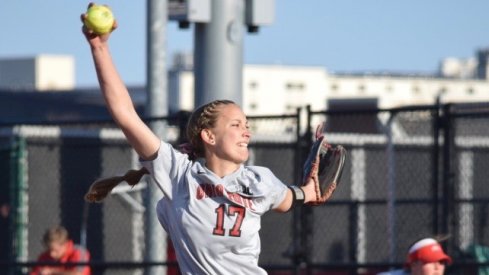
405;238;452;275
377;237;452;275
30;225;90;275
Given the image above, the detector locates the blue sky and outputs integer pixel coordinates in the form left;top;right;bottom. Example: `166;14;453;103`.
0;0;488;88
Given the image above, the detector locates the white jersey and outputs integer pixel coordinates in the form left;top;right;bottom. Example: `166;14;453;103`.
140;141;288;275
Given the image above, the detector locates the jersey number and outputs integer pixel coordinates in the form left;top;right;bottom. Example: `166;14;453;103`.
213;204;245;237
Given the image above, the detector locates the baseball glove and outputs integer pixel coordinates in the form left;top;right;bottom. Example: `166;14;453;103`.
303;124;347;205
84;167;148;203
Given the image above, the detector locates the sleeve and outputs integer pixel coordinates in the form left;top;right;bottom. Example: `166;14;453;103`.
264;169;288;210
140;141;191;200
247;166;288;211
29;263;40;275
68;246;91;275
29;253;47;275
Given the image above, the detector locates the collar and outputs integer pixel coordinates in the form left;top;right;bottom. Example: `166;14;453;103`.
192;160;264;198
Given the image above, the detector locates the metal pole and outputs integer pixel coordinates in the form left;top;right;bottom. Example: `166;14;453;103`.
194;0;244;107
433;96;441;235
9;135;28;275
441;104;455;255
385;113;397;264
145;0;168;274
303;105;313;273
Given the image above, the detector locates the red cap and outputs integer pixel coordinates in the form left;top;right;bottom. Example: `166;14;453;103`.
406;238;452;265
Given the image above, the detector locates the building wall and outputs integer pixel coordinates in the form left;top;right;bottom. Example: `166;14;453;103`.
36;55;75;91
243;65;329;114
3;54;488;113
0;55;74;91
170;64;489;115
0;58;35;91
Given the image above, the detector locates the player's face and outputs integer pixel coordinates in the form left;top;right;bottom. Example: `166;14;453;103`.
210;104;251;164
47;241;68;260
411;261;446;275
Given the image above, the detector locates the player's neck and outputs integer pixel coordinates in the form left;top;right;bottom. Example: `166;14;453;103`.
204;158;241;178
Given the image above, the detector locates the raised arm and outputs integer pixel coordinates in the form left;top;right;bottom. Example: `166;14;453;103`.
81;5;160;160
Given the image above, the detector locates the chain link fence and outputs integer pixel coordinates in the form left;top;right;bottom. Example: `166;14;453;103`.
1;103;489;274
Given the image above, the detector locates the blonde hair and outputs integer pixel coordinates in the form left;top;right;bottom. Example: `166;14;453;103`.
42;225;69;247
185;100;236;160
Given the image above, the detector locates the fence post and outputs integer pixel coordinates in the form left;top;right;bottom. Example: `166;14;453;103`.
282;107;309;274
441;103;455;254
295;107;305;274
9;135;28;275
349;201;359;271
303;105;313;274
432;99;442;235
385;112;397;264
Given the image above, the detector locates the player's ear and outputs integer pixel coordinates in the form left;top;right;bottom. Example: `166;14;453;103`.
201;129;216;145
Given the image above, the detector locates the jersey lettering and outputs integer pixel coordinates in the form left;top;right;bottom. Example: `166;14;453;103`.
212;204;226;236
228;206;245;237
197;183;224;199
196;184;255;211
212;204;246;237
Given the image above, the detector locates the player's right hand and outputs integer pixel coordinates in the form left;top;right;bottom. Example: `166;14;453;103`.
80;3;118;45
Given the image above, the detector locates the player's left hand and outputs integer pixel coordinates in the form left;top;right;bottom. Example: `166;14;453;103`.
302;123;347;205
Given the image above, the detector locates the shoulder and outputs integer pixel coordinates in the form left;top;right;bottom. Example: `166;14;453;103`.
245;166;283;183
67;245;90;261
245;166;273;176
244;166;285;187
141;141;191;170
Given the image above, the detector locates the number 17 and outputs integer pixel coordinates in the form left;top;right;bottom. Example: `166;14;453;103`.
212;204;245;237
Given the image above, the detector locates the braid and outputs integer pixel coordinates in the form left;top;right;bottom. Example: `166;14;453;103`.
184;100;235;160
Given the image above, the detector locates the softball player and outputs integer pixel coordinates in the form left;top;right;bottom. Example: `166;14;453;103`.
81;5;317;274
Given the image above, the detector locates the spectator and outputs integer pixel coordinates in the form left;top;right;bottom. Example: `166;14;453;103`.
30;225;90;275
378;237;452;275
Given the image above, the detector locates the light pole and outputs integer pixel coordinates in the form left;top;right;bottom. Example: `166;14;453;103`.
168;0;275;108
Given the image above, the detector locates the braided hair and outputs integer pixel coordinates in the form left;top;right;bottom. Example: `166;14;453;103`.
182;100;236;160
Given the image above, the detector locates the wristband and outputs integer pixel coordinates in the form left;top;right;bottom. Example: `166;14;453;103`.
288;185;305;209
